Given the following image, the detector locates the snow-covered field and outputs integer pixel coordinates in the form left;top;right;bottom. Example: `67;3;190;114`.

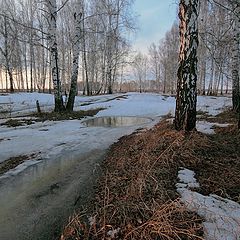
0;92;232;176
0;92;175;176
0;91;237;239
0;92;231;119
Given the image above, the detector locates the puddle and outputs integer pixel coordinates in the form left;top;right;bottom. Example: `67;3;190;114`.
83;116;152;127
0;149;105;240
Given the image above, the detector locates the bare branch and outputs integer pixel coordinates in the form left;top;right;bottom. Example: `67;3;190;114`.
0;13;48;35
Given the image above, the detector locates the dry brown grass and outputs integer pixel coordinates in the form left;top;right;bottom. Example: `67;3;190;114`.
194;124;240;201
61;121;205;240
120;199;203;240
61;110;240;240
61;200;203;240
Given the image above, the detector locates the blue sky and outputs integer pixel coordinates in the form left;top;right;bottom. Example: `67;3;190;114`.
132;0;178;53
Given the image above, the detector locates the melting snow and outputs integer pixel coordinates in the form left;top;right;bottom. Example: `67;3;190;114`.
176;168;200;189
196;121;230;134
177;168;240;240
0;92;232;177
107;228;121;239
88;216;96;226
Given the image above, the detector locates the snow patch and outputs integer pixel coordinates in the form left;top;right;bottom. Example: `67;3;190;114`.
88;216;96;226
196;121;230;134
177;168;240;240
197;96;231;116
176;168;200;189
107;228;121;239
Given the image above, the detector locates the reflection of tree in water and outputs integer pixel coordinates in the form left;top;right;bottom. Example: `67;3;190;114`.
84;117;151;127
96;117;117;127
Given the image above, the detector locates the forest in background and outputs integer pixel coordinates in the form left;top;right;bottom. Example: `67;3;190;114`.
0;0;237;96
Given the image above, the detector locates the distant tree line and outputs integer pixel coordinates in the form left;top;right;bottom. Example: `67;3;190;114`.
0;0;135;97
0;0;238;114
132;0;239;100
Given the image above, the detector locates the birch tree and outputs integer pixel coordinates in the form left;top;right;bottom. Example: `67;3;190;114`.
46;0;64;112
0;0;135;94
231;0;240;112
149;43;161;92
148;22;179;94
175;0;199;131
66;1;82;111
0;3;15;93
132;52;148;93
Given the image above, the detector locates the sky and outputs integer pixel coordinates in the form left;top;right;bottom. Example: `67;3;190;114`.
132;0;178;53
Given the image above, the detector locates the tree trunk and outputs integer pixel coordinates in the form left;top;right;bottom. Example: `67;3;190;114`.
207;58;214;95
46;0;64;112
30;44;34;92
3;16;14;93
23;44;29;92
41;30;46;92
163;66;166;94
220;73;224;95
175;0;199;131
232;2;240;113
6;66;14;93
82;12;90;96
0;69;3;91
201;59;206;95
66;5;82;111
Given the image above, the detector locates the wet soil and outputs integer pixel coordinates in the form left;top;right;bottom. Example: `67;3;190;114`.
0;154;39;175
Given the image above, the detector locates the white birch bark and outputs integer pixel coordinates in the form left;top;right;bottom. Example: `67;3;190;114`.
66;2;82;111
46;0;64;112
175;0;199;131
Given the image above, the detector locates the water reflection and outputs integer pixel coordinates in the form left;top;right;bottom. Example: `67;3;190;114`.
83;116;152;127
0;149;105;240
0;151;81;205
